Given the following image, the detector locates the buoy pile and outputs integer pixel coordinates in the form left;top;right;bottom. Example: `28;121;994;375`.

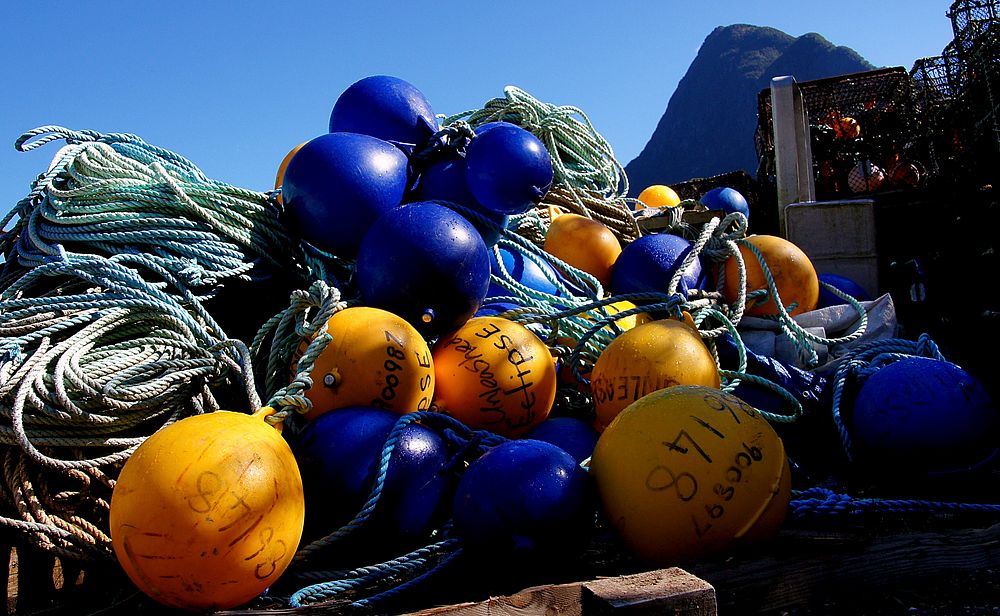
1;74;997;613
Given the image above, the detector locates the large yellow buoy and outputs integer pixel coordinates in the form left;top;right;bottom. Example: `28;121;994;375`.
543;210;622;289
433;316;557;437
590;386;791;565
636;184;681;209
590;318;720;432
110;409;304;611
721;235;819;317
297;306;435;420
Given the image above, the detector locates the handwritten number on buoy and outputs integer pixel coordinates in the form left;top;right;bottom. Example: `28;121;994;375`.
645;465;698;501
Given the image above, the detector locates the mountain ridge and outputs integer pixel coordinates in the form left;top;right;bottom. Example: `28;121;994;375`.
624;24;874;196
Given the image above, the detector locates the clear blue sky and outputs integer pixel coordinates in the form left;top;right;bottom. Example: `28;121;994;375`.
0;1;954;211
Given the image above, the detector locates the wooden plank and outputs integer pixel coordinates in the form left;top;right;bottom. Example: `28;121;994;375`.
690;523;1000;614
583;568;717;615
4;545;12;616
406;568;715;616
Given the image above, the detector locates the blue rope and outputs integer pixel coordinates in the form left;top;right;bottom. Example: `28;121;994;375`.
294;412;505;561
789;487;1000;519
287;412;507;608
288;537;463;608
829;333;946;461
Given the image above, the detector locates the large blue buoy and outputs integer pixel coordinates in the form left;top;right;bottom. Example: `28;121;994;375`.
524;417;599;465
610;232;704;297
282;132;408;258
852;357;999;474
293;407;452;543
328;75;439;146
413;158;508;245
487;244;567;298
452;439;591;553
356;201;491;336
817;273;872;308
465;124;553;216
701;187;750;219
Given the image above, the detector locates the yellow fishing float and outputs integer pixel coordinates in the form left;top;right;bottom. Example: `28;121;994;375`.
590;318;720;432
296;306;435;420
590;385;791;566
432;316;557;437
636;184;682;209
110;408;304;611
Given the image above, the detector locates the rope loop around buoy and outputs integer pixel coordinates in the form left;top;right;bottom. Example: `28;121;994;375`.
829;333;946;461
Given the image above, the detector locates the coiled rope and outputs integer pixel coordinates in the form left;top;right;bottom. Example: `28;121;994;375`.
443;87;641;245
0;127;309;560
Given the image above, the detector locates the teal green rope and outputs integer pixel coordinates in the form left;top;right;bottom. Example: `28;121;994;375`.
443;86;628;201
0;127;304;561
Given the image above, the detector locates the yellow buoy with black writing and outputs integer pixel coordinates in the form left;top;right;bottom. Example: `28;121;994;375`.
590;318;720;432
432;316;557;437
110;408;304;611
590;386;791;565
296;306;435;420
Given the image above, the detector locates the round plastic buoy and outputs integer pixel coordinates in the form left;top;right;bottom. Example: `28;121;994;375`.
721;235;819;317
852;357;999;474
295;306;435;421
488;244;565;298
636;184;681;209
293;406;451;541
590;386;791;565
524;416;600;465
433;316;557;437
356;202;491;336
544;212;622;289
700;187;749;220
412;158;509;246
847;160;885;193
611;232;704;297
833;116;861;139
282;132;408;258
110;409;304;611
465;124;553;215
452;439;591;553
590;319;720;432
328;75;438;146
889;160;922;188
817;273;872;308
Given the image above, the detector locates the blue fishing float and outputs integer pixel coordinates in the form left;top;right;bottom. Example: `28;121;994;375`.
355;201;491;336
474;299;525;318
293;406;452;543
523;417;600;465
281;132;408;258
610;232;704;296
413;158;509;245
817;273;872;308
328;75;439;146
851;357;999;474
701;186;749;219
465;124;553;216
452;439;591;553
487;243;567;298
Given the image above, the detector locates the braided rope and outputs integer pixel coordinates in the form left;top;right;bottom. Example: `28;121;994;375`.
790;487;1000;519
443;87;639;246
0;127;306;560
829;334;946;461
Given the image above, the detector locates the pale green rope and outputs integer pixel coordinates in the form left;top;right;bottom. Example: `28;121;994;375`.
0;127;310;560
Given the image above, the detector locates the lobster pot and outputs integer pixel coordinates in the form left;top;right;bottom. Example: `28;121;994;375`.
755;67;922;201
949;0;1000;57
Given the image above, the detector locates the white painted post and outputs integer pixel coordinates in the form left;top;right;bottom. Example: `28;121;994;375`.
770;75;816;237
